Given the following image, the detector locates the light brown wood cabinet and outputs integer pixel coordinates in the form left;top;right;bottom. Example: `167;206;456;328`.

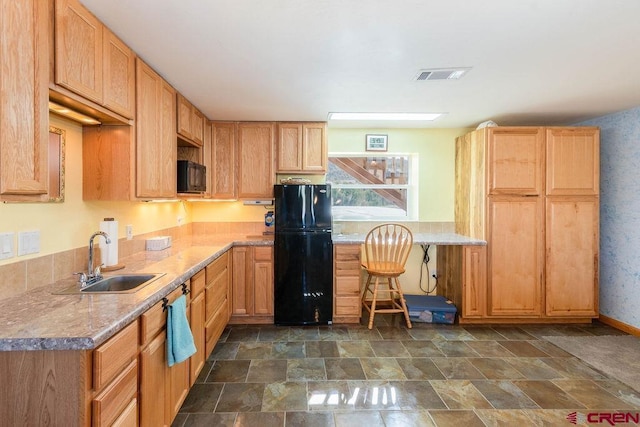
0;0;50;202
189;270;206;386
139;284;191;426
54;0;135;119
277;122;327;173
177;93;205;146
452;126;599;323
136;58;177;199
333;245;362;324
211;122;238;199
204;251;231;356
237;122;276;199
83;58;177;200
230;246;274;324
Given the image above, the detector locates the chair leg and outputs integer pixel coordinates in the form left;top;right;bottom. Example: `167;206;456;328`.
394;276;412;329
368;276;380;329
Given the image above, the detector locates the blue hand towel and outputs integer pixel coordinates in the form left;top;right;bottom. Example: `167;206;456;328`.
166;294;197;367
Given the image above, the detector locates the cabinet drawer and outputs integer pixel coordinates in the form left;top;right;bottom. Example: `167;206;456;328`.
335;276;361;294
111;398;137;427
206;252;229;285
335;260;361;275
335;296;361;316
254;246;272;261
92;360;137;427
205;299;229;356
335;246;360;261
140;285;186;346
206;278;227;319
93;320;138;390
191;269;206;298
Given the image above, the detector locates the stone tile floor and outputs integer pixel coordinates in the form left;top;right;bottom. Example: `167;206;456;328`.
173;316;640;426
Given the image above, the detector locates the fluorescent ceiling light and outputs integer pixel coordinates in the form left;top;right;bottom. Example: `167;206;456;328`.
328;112;443;121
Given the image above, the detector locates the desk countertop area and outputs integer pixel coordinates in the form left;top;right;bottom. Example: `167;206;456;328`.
332;232;486;246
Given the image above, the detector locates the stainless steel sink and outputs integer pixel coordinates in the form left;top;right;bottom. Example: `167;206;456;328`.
56;273;165;294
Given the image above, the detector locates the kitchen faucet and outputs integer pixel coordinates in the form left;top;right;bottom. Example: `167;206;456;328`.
76;231;111;286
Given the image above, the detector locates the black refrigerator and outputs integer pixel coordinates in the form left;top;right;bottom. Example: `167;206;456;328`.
274;184;333;325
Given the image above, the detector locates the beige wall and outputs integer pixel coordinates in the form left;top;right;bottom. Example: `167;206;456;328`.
0;115;190;266
190;127;470;223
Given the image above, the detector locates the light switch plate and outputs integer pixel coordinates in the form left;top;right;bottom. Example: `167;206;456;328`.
0;232;14;260
18;230;40;256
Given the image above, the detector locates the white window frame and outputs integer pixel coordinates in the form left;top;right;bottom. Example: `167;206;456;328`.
327;152;419;221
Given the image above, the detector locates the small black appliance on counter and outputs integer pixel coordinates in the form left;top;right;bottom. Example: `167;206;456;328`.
274;184;333;325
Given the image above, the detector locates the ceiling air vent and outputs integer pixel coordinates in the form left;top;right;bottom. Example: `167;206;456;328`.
415;68;471;81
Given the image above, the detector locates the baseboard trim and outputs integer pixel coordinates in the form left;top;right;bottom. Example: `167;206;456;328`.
599;314;640;336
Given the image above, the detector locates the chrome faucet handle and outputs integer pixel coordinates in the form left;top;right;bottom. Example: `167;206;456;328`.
73;272;88;285
93;264;104;278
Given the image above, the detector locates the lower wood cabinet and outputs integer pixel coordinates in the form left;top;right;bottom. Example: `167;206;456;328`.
333;245;362;324
230;246;274;324
0;248;236;426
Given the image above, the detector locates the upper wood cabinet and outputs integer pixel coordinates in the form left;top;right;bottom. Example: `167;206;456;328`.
277;122;327;174
177;93;204;146
546;128;600;196
136;59;177;199
237;122;276;199
487;127;544;195
0;0;50;201
54;0;135;119
211;122;237;199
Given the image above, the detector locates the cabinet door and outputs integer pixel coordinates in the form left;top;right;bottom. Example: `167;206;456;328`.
277;123;303;172
488;128;544;195
462;245;487;318
189;292;206;386
545;198;598;316
177;94;192;140
546;128;599;196
103;30;135;119
488;197;544;316
55;0;103;104
237;122;275;199
253;247;273;316
136;59;176;199
211;122;237;199
192;109;204;146
0;0;49;200
231;246;252;316
302;123;327;172
139;331;168;427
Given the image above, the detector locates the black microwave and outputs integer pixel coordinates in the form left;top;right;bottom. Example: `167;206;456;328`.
177;160;206;193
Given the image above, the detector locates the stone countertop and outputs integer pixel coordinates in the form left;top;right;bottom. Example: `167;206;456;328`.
0;234;273;352
0;231;483;351
332;232;486;246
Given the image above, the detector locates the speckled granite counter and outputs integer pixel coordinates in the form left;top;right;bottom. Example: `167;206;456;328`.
332;232;486;246
0;232;483;351
0;234;273;351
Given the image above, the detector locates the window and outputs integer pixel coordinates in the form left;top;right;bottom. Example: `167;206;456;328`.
327;154;417;220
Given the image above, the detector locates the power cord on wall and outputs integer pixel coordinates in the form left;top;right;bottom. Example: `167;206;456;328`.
419;244;438;294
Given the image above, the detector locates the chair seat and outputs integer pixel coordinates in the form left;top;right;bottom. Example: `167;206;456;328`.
362;262;405;276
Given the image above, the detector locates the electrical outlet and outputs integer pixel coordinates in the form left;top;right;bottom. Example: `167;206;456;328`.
18;230;40;256
126;224;133;240
431;270;438;279
177;216;184;226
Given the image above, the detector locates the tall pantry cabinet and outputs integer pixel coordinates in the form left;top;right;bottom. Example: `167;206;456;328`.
455;126;599;322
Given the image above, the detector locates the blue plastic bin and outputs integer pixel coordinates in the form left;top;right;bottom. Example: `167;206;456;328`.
404;295;457;324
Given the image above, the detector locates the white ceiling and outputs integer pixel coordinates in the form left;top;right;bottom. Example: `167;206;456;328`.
79;0;640;129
